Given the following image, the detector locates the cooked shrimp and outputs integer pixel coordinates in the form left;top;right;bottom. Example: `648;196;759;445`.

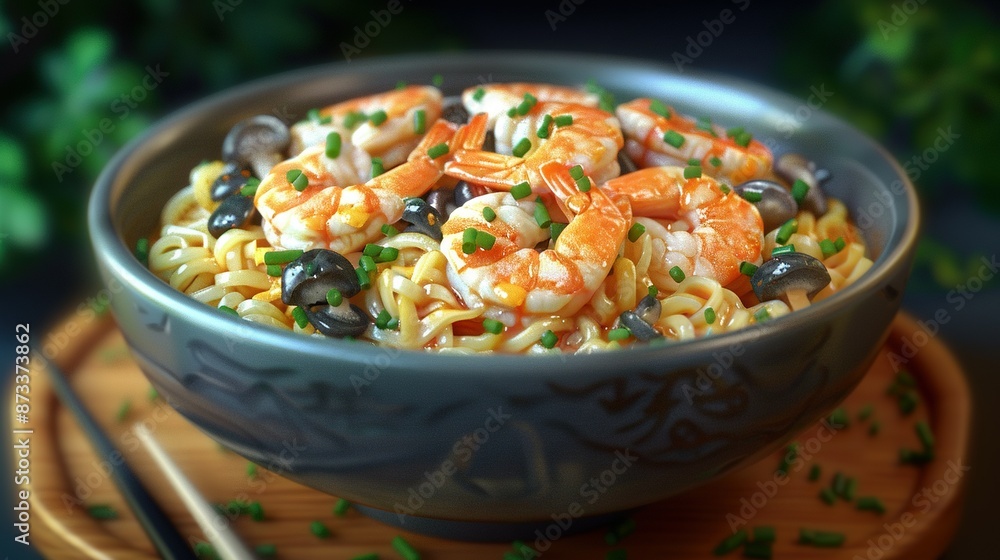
257;113;487;252
444;101;623;194
461;83;599;128
441;161;631;316
616;98;773;184
602;166;763;287
289;85;443;168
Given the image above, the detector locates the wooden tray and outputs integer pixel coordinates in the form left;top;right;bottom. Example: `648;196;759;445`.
11;313;970;559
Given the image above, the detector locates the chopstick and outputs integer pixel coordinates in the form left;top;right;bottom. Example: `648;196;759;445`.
134;423;257;560
44;360;195;559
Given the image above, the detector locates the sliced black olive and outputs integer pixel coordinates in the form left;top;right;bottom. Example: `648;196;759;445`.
733;179;798;232
775;153;828;215
281;249;360;307
441;95;470;125
634;294;662;325
401;197;444;241
221;115;290;180
750;252;831;303
617;150;639;174
425;186;456;219
304;303;369;338
454;180;488;208
210;161;254;201
208;194;255;238
618;311;662;342
482;129;496;153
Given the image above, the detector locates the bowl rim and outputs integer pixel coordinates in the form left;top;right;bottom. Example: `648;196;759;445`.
88;50;920;371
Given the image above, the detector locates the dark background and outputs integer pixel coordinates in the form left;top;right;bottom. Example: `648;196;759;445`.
2;0;998;558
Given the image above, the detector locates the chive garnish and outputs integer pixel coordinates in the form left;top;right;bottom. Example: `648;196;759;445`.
310;520;331;539
648;285;658;297
507;107;517;118
325;131;342;158
649;99;670;118
219;305;239;317
832;471;847;496
916;420;935;450
427;142;449;159
291;306;309;329
148;385;159;402
568;164;585;180
376;246;399;263
240;177;261;197
720;184;731;194
857;404;874;421
483;207;497;222
709;156;722;167
775;218;798;245
856;496;886;514
413;109;427;134
808;464;821;481
534;200;552;228
249;501;264;521
381;223;399;237
554;114;573;127
255;544;277;557
791;179;810;204
483;318;504;334
743;540;773;559
135;237;149;265
343;111;366;128
307;108;321;123
246;461;258;479
432;73;443;87
375;309;392;329
742;190;762;203
512;138;532;157
359;255;377;273
511;181;532;199
371;157;384;178
356;267;371;289
683;165;702;179
687;158;701;166
712;529;748;555
844;477;858;501
898;390;919;415
264;249;304;266
753;526;776;543
704;307;716;324
627;222;646;242
194;542;216;558
286;169;308;191
326;288;343;307
869;421;881;436
540;330;559;349
334;498;351;517
476;230;496;250
462;227;477;254
834;236;846;251
753;307;770;322
734;131;752;147
829;407;849;428
771;244;796;256
608;327;631;341
669;266;685;283
266;264;282;277
363;243;381;257
550;222;567;242
819;239;837;258
369;109;388;126
537;114;553;138
798;529;845;548
87;504;118;520
472;87;485;101
819;487;837;505
576;176;591;192
662;130;684;148
392;535;421;560
386;317;399;330
396;80;407;90
726;126;744;137
739;261;758;276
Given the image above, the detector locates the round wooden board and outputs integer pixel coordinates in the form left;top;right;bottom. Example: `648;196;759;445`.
10;313;970;559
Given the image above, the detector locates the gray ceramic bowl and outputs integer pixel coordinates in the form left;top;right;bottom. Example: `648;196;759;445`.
89;52;918;540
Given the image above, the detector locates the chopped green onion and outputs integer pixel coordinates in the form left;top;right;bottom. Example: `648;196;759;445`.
734;131;753;147
392;535;421;560
712;529;748;555
899;448;932;465
483;207;497;222
536;114;553;138
540;330;559;349
569;164;585;180
462;227;477;254
359;255;377;273
381;223;399;237
148;385;159;402
696;116;714;133
266;264;282;277
326;288;343;307
516;93;537;115
819;239;838;258
611;517;637;542
791;179;810;205
369;109;388;126
363;244;382;257
916;420;935;450
832;471;847;496
476;230;496;250
432;73;443;87
828;407;849;428
834;236;846;251
775;218;798;245
898;390;919;415
688;158;701;166
753;307;771;322
249;501;264;521
808;464;821;481
649;99;670;118
771;244;796;256
869;421;881;436
819;487;837;505
720;184;731;194
507;106;517;118
709;156;722;167
356;267;371;289
264;249;304;265
627;222;646;242
385;317;399;330
87;504;118;520
669;266;686;283
844;477;858;501
684;165;702;179
550;222;567;242
427;142;449;159
135;237;149;265
310;520;331;539
511;181;532;199
857;404;874;421
483;318;504;334
325;131;342;158
743;541;773;559
856;496;886;514
255;544;277;557
739;261;758;276
512;138;532;157
648;285;658;297
375;246;399;263
662;130;685;148
307;107;321;123
554;114;573;127
343;111;367;128
704;307;716;324
608;327;631;341
240;177;261;197
742;190;762;203
219;305;239;317
375;309;392;329
726;126;744;137
798;529;845;548
395;80;407;89
292;306;309;329
576;176;591;192
472;87;485;101
334;498;351;517
246;462;257;479
371;157;384;178
752;526;776;543
194;542;216;558
534;200;552;228
413;109;427;134
286;169;308;191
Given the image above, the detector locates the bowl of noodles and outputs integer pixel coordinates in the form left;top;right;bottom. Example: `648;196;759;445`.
89;52;918;539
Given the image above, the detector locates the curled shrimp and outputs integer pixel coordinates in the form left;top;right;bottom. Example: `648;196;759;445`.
289;85;443;168
441;161;631;317
256;114;487;253
602;166;763;288
616;98;773;184
461;83;599;128
444;101;623;194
